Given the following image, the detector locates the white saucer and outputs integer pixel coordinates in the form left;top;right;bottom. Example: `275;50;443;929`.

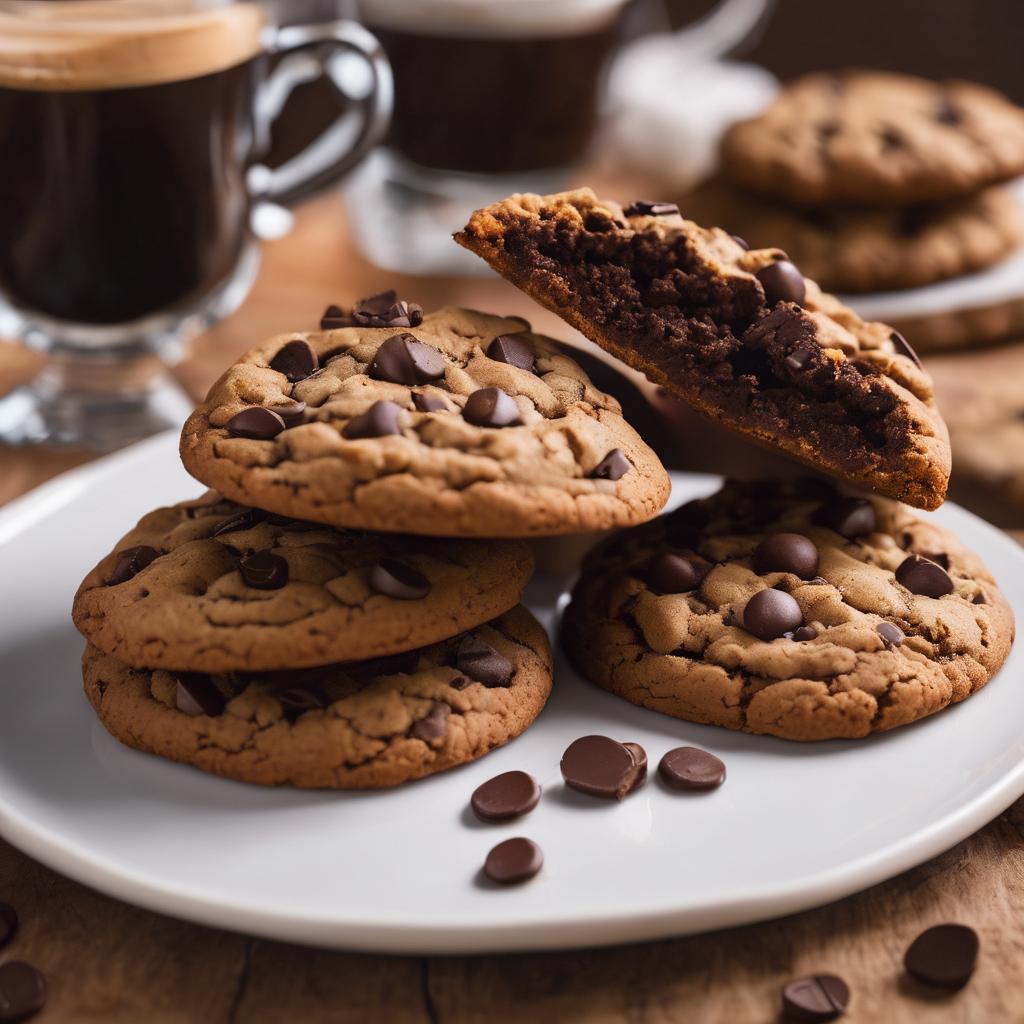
0;432;1022;954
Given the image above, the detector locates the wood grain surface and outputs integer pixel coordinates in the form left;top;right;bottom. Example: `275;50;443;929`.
0;194;1021;1023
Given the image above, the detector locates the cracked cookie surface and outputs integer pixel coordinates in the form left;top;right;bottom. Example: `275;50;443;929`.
73;492;534;672
562;479;1013;741
82;605;552;788
684;178;1023;294
721;71;1024;206
456;189;950;510
179;306;670;537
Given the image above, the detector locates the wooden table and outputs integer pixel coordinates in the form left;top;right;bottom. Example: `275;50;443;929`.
2;195;1021;1023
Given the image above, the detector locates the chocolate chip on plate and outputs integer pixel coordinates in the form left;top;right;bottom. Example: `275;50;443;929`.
876;621;905;647
589;448;631;481
743;589;803;641
0;903;17;951
621;742;648;794
343;399;404;439
174;672;225;717
239;550;289;590
648;552;707;594
320;304;353;329
658;747;726;791
486;334;536;372
410;701;450;742
226;406;286;440
624;200;679;217
889;329;923;369
369;333;446;385
560;735;646;800
462;387;521;428
896;555;954;598
471;770;541;822
456;636;514;687
814;497;876;539
756;259;806;307
368;559;431;600
781;973;849;1022
904;923;979;990
211;508;267;538
107;544;159;586
0;961;47;1024
483;837;543;885
269;338;319;382
412;392;449;413
352;289;423;328
753;533;819;579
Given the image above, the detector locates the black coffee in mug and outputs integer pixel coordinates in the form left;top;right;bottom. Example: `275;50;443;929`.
0;2;266;325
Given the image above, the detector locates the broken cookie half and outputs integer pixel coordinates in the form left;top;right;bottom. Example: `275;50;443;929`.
456;188;951;510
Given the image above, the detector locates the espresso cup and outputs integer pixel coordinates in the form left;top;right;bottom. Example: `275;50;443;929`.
0;0;391;449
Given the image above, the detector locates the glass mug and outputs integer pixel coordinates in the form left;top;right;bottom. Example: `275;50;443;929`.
0;0;392;449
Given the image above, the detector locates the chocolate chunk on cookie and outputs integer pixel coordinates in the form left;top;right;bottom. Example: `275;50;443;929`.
72;493;534;672
180;306;670;537
562;479;1013;741
456;189;950;510
81;606;552;789
721;71;1024;206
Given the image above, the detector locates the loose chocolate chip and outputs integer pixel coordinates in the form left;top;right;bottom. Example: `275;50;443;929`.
226;406;286;440
174;672;225;717
0;903;17;951
730;234;750;250
621;742;648;794
0;962;47;1024
352;289;423;328
560;735;645;800
265;399;307;427
648;552;707;594
658;747;726;790
107;544;159;586
269;338;318;382
904;923;978;990
368;558;431;600
486;334;536;372
456;636;514;687
785;347;816;372
792;625;819;641
890;329;922;368
343;399;404;439
410;701;450;742
877;621;905;647
211;508;267;538
320;304;352;329
462;387;521;428
277;685;329;720
624;200;679;217
756;259;806;307
239;550;289;590
483;837;543;885
412;392;449;413
590;448;631;481
369;333;446;385
781;973;849;1022
896;555;954;598
743;589;803;641
753;533;819;579
814;497;876;539
471;770;541;822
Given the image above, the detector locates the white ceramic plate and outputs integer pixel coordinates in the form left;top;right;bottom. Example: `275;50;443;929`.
1;432;1022;955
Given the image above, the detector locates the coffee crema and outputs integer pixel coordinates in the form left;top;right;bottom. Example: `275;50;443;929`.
0;1;265;90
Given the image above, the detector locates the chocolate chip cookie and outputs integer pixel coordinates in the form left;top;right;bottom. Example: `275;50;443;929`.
73;492;534;672
685;178;1024;294
562;479;1014;741
721;71;1024;207
456;189;951;510
82;605;552;788
179;306;670;537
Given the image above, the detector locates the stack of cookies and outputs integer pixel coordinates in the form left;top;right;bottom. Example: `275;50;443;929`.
688;72;1024;331
72;304;671;787
457;189;1015;741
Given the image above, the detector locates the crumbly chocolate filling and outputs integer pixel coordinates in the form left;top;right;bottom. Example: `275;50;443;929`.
499;213;908;463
